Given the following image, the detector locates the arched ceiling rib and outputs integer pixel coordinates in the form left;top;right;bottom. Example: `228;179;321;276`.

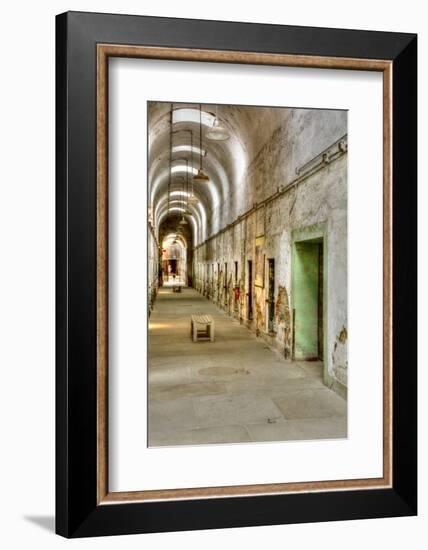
156;197;205;245
158;209;198;247
158;213;193;250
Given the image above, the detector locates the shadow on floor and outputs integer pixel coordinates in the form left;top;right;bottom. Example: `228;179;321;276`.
24;515;55;533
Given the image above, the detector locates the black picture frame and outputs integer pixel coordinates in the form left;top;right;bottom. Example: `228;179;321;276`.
56;11;417;538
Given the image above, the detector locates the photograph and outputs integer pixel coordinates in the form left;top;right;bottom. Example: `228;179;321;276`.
147;101;348;447
50;6;417;539
0;0;421;543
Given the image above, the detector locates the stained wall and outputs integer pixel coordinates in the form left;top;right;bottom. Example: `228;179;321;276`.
193;109;348;396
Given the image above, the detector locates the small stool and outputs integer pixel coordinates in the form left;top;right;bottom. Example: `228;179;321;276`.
191;313;215;342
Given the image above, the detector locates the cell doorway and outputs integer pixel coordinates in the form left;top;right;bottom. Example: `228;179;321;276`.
292;237;325;362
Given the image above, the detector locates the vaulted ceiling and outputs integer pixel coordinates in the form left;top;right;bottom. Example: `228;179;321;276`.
148;102;285;246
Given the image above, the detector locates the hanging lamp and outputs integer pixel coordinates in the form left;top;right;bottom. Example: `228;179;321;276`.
167;104;173;213
179;163;188;223
206;104;230;141
183;156;192;216
171;156;191;227
193;104;210;183
187;128;198;205
172;129;199;205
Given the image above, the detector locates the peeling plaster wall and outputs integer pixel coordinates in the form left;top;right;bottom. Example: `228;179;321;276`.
193;110;347;395
215;108;347;225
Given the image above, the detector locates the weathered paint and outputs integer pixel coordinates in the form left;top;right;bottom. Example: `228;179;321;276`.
333;325;348;388
275;285;291;357
293;241;320;360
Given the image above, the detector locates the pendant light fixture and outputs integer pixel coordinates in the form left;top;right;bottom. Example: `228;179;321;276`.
193;104;210;184
183;157;191;216
206;104;230;141
171;157;190;227
172;128;199;205
187;129;198;206
180;158;189;224
167;104;173;214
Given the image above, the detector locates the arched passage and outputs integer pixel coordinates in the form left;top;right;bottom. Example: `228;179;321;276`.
161;235;186;285
147;101;348;447
158;212;194;287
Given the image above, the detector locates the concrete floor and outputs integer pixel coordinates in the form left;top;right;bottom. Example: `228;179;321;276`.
148;287;347;447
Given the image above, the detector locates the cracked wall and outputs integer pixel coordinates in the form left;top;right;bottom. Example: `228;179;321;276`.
192;108;347;395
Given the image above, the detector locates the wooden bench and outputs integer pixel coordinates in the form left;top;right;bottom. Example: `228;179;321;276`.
191;313;215;342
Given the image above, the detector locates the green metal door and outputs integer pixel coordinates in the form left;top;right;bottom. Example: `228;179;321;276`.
293;241;321;360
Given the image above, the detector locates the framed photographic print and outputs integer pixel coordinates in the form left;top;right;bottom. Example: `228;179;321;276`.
56;11;417;538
